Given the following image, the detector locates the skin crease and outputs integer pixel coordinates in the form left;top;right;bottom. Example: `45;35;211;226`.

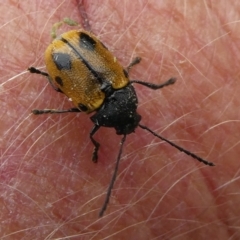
1;0;240;239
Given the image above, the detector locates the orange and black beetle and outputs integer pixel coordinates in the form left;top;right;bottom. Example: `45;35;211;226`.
29;27;214;217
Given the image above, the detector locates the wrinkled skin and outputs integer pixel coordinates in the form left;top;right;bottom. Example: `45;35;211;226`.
1;1;240;239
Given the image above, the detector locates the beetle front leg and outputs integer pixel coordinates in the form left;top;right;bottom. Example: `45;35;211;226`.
90;125;101;163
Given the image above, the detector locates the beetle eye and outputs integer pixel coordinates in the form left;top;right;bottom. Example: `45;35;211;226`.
78;103;88;112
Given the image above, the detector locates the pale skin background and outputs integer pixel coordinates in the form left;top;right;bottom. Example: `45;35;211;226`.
1;0;240;239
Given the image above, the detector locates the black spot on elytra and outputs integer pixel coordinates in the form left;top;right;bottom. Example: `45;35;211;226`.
78;103;88;112
53;52;72;70
55;76;63;87
79;32;96;51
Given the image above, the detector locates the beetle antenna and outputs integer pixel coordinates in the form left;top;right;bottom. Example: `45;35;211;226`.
99;134;127;217
139;124;215;166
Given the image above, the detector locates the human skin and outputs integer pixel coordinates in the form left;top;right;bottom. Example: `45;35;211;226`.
1;1;240;239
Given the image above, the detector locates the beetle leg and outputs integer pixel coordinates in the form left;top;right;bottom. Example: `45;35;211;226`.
126;57;141;73
28;67;63;93
131;77;176;90
99;134;127;217
32;108;80;115
90;125;101;163
28;67;48;77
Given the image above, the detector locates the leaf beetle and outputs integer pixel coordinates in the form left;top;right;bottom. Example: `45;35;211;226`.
28;19;214;217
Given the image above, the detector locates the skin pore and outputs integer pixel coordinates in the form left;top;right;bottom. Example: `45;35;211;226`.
1;1;240;239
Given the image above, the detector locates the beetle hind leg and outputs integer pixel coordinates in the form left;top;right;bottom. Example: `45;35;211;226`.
28;67;63;93
126;57;141;73
28;67;48;77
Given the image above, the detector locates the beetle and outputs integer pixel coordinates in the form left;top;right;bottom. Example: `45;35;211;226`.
28;25;214;217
